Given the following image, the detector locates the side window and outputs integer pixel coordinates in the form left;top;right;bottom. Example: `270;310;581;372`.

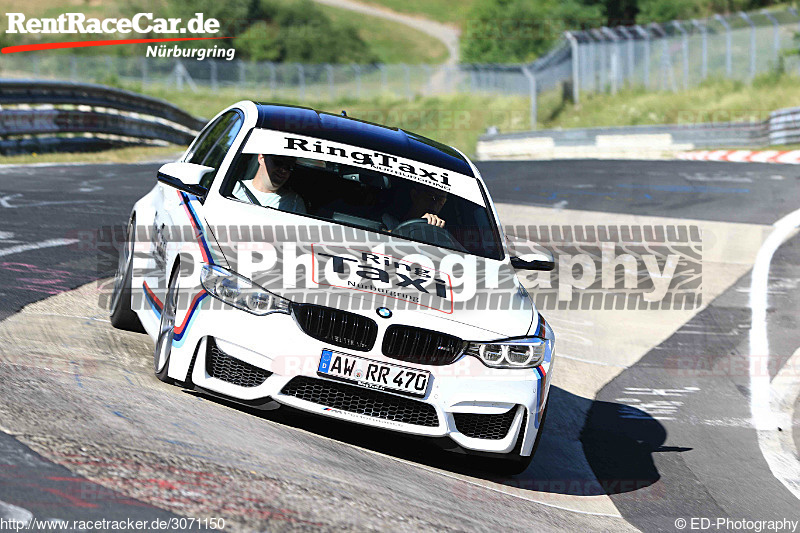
201;117;243;171
185;111;240;166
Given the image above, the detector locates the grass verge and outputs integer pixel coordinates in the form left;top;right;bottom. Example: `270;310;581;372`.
539;74;800;129
134;84;532;156
0;146;183;166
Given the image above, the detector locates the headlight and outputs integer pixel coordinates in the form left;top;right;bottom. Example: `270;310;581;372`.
465;337;547;369
200;264;290;316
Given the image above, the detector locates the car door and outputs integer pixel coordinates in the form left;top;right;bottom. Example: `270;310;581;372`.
152;110;244;302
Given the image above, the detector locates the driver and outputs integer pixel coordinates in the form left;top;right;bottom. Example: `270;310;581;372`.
403;184;447;227
233;154;306;214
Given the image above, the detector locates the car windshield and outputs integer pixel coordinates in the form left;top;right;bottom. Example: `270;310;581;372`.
220;130;503;260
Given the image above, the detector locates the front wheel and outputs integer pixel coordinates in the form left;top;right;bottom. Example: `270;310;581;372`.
153;265;179;384
110;217;145;333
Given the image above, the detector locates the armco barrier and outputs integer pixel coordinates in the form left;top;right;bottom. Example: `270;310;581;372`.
477;107;800;161
0;80;205;155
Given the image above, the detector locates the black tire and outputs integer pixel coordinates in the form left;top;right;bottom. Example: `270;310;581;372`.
153;263;180;384
490;401;549;476
110;217;145;333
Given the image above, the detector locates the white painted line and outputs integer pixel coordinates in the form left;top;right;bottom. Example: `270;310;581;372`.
27;312;111;323
0;239;79;258
748;207;800;500
557;353;628;368
0;159;176;170
0;500;32;523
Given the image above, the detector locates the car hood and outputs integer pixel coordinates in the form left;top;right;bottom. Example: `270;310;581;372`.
202;202;535;338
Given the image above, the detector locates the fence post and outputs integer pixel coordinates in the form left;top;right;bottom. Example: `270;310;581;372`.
790;8;800;75
268;62;276;97
297;63;305;101
715;14;732;77
175;60;183;91
238;61;245;89
761;10;780;66
739;12;756;80
647;23;669;91
70;56;77;82
593;30;608;92
353;64;362;99
601;27;619;94
587;37;596;92
565;31;580;104
403;64;411;100
616;26;634;86
326;64;334;101
634;25;650;89
691;19;707;79
521;65;537;129
210;60;218;91
673;21;689;89
378;64;387;94
141;56;148;88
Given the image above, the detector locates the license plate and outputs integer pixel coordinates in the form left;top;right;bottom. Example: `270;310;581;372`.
317;349;430;397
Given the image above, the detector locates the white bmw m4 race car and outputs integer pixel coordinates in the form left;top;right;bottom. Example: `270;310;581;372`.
109;101;556;473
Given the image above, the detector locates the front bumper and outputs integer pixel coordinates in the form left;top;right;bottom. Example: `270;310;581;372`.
166;301;554;457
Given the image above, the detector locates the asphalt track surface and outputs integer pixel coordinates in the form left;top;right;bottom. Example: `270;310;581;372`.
0;159;797;531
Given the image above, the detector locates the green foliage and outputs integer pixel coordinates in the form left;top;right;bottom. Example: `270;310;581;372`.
164;0;377;63
634;0;777;24
460;0;604;63
257;0;377;63
233;22;282;62
636;0;705;23
459;0;785;62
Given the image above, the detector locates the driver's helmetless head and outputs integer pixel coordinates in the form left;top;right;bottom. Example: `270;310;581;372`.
259;154;296;191
409;184;447;216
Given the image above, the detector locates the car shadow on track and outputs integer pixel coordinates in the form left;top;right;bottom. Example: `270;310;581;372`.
182;384;667;498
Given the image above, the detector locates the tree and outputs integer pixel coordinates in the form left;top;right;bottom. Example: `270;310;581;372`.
461;0;604;64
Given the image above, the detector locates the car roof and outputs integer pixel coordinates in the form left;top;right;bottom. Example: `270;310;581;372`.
254;103;474;177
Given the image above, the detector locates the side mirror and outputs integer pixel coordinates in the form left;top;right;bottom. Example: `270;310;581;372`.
157;162;215;200
511;253;555;271
506;235;555;271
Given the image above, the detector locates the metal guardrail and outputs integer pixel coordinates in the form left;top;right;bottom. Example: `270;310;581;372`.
768;106;800;146
476;107;800;160
0;80;205;156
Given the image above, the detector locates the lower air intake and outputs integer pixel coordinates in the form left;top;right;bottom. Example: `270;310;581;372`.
280;376;439;427
206;339;271;388
453;407;518;439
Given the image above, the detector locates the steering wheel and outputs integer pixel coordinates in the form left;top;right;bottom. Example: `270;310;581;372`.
391;218;464;250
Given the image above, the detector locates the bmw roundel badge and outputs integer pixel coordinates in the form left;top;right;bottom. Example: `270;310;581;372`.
376;307;392;319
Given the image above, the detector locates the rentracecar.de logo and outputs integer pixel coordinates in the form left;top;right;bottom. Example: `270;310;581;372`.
4;12;220;35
